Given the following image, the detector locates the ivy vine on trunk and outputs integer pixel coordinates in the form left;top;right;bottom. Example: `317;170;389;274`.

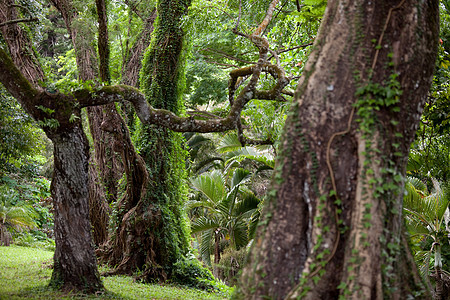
237;0;439;298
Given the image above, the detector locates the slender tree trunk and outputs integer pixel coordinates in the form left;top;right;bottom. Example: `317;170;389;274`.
238;0;439;299
436;265;443;300
88;161;110;246
213;232;222;279
121;8;157;88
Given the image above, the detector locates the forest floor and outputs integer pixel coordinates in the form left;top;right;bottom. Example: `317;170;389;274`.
0;245;229;300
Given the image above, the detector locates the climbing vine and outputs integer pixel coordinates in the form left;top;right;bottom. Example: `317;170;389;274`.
135;0;215;287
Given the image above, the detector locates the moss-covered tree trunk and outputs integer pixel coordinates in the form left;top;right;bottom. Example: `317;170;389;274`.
104;0;209;283
238;0;439;299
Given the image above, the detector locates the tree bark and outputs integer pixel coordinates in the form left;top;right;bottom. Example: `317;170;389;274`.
213;232;222;279
0;0;45;88
121;8;157;88
51;0;131;247
103;0;201;282
49;125;103;293
238;0;439;299
121;8;157;127
0;3;103;292
88;161;110;246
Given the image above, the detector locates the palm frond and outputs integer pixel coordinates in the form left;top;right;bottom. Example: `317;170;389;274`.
200;229;214;267
407;150;424;174
407;176;428;193
217;133;242;153
193;156;224;174
231;168;251;189
403;177;449;223
0;202;36;231
190;170;226;204
403;211;432;235
191;216;220;234
186;134;210;149
231;222;250;250
423;185;448;222
224;147;275;169
248;209;260;239
186;199;216;212
415;249;433;285
234;192;260;216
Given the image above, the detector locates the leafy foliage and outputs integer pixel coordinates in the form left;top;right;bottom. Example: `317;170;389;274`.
0;88;46;174
185;59;229;106
0;199;37;246
404;176;450;292
189;168;260;267
0;175;53;246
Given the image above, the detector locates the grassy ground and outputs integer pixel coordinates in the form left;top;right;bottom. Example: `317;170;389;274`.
0;246;229;300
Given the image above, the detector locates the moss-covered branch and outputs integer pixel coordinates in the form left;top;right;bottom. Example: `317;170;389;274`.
0;48;40;113
76;85;238;132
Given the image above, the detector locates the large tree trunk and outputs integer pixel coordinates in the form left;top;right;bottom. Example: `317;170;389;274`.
49;125;103;292
0;2;103;292
51;0;129;246
104;0;208;283
238;0;439;299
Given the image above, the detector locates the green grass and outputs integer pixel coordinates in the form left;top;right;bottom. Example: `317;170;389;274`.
0;246;229;299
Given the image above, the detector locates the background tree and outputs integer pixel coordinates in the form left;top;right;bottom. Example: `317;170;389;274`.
189;168;260;278
238;0;439;298
102;0;207;283
0;0;294;293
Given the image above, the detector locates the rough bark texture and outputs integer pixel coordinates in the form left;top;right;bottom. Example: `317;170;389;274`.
238;0;439;299
0;0;45;89
0;3;103;292
102;0;201;282
49;125;103;293
51;0;131;247
88;161;110;246
96;0;110;84
98;121;149;272
122;8;157;88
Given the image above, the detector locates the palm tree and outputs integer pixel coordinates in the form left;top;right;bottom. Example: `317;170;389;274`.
403;177;450;299
0;198;37;246
188;168;260;278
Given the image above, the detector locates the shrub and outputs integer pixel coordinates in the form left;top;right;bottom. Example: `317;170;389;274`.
217;247;248;286
172;257;214;288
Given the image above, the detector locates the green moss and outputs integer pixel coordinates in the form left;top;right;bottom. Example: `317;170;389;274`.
135;0;214;285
